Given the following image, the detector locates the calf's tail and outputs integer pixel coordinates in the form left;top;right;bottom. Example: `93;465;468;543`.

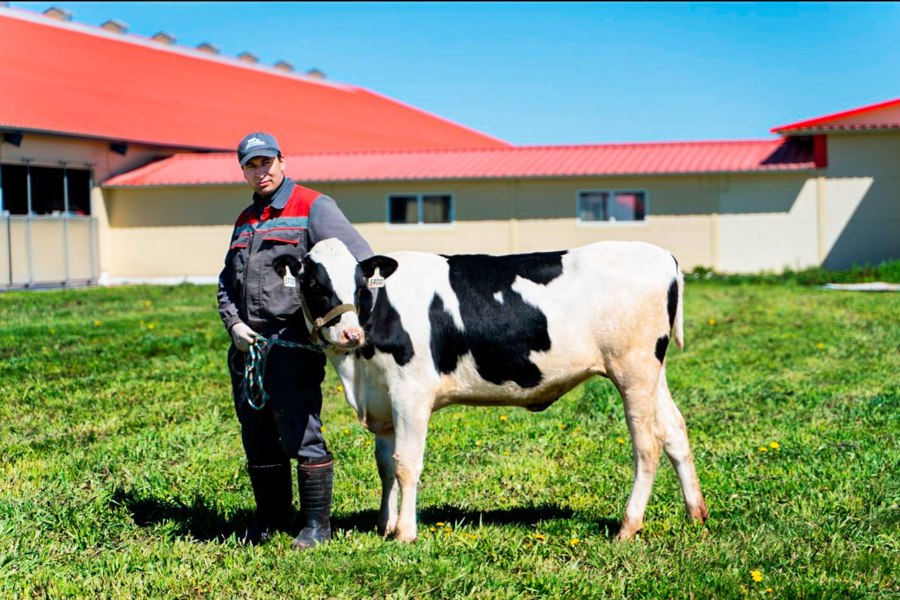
673;256;685;350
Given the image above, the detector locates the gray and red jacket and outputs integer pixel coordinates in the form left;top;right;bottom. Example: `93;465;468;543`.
217;177;373;337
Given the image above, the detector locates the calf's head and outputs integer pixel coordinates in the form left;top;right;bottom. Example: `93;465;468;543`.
273;238;397;352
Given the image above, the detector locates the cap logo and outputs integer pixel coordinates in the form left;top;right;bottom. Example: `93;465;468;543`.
243;137;266;150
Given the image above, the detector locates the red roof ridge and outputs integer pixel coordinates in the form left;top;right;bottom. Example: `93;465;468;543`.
0;6;355;91
266;138;785;158
772;97;900;133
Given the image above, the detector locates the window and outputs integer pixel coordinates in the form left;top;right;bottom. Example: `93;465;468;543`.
1;164;91;216
387;193;452;225
577;190;646;223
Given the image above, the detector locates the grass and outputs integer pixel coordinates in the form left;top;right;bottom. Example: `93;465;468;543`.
0;275;898;599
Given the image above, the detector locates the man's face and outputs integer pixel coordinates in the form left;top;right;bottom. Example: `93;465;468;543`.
242;155;285;196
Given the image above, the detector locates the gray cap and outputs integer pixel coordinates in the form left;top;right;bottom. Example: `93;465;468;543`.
237;132;281;166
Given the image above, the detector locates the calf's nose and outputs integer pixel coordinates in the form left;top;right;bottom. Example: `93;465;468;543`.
339;327;365;348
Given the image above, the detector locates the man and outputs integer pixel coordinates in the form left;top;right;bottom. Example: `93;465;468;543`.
217;132;373;548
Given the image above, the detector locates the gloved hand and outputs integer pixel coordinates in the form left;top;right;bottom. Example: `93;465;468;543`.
230;322;259;353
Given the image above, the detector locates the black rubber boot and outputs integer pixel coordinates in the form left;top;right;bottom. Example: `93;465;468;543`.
242;463;293;545
292;457;334;549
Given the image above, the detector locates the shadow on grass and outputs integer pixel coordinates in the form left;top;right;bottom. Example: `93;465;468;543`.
111;488;621;542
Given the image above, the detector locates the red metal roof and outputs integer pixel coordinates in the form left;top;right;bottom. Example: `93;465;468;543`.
772;98;900;134
103;139;815;187
0;8;507;152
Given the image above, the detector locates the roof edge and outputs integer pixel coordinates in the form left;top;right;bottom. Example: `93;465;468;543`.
771;97;900;134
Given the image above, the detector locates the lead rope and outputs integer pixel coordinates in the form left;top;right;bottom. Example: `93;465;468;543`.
242;335;326;410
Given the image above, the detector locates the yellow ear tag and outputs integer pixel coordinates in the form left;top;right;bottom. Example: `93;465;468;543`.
367;268;385;289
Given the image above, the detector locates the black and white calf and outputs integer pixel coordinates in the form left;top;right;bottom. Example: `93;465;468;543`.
274;239;707;542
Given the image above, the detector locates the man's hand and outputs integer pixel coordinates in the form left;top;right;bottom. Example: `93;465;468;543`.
230;322;259;352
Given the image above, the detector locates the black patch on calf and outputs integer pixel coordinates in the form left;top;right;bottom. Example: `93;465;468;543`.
299;258;343;323
430;251;566;388
667;277;678;329
428;294;467;373
357;287;414;366
655;335;670;363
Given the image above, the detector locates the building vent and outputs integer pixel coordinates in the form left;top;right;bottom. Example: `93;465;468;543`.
196;42;219;55
306;68;326;80
100;19;128;34
151;32;176;45
237;51;258;64
274;60;294;72
42;6;73;21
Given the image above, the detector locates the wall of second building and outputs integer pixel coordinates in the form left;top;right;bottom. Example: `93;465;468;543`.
316;172;815;273
102;169;822;279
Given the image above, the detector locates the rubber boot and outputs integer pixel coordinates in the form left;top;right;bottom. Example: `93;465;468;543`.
242;463;293;544
292;457;334;549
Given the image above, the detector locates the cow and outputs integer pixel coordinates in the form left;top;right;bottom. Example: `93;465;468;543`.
273;238;708;542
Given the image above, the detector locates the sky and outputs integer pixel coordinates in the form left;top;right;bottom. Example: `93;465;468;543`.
9;1;900;145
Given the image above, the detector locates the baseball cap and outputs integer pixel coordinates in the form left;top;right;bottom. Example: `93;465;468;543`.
237;132;281;166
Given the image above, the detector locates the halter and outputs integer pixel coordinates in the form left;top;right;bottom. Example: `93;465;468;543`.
300;300;358;344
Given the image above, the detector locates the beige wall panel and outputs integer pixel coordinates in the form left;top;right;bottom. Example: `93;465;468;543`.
0;218;9;285
314;180;514;223
356;221;512;256
30;219;67;282
821;176;898;268
107;226;233;278
826;133;900;177
717;176;819;272
8;219;30;285
68;218;95;280
106;186;249;228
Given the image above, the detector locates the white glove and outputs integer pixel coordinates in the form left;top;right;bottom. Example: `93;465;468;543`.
230;322;259;353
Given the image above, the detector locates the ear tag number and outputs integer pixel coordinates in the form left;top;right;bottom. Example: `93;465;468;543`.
367;268;385;289
283;272;297;288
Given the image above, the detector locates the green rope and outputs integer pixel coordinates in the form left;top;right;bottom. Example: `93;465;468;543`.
242;335;325;410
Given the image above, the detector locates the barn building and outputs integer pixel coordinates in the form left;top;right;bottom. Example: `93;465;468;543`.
1;5;897;288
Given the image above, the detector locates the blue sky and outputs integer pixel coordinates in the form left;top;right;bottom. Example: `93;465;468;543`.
10;2;900;145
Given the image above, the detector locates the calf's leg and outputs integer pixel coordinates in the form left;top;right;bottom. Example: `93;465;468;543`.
375;433;399;537
391;397;431;543
656;371;708;524
611;356;666;540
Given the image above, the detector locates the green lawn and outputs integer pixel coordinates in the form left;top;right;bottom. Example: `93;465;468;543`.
0;277;897;599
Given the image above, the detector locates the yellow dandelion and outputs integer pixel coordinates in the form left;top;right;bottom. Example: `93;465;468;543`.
343;429;350;435
429;527;436;533
320;426;326;432
436;522;445;527
93;320;103;327
475;440;482;447
533;533;547;541
569;537;580;546
559;423;567;430
147;323;155;331
817;343;825;350
337;385;344;393
444;527;452;535
503;450;510;456
758;446;768;453
751;570;764;583
709;318;716;326
464;533;477;540
765;589;773;594
499;415;508;421
617;437;626;445
144;300;152;307
769;441;780;450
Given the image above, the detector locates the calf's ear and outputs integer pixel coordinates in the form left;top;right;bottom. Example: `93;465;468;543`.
359;255;399;280
272;254;303;277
